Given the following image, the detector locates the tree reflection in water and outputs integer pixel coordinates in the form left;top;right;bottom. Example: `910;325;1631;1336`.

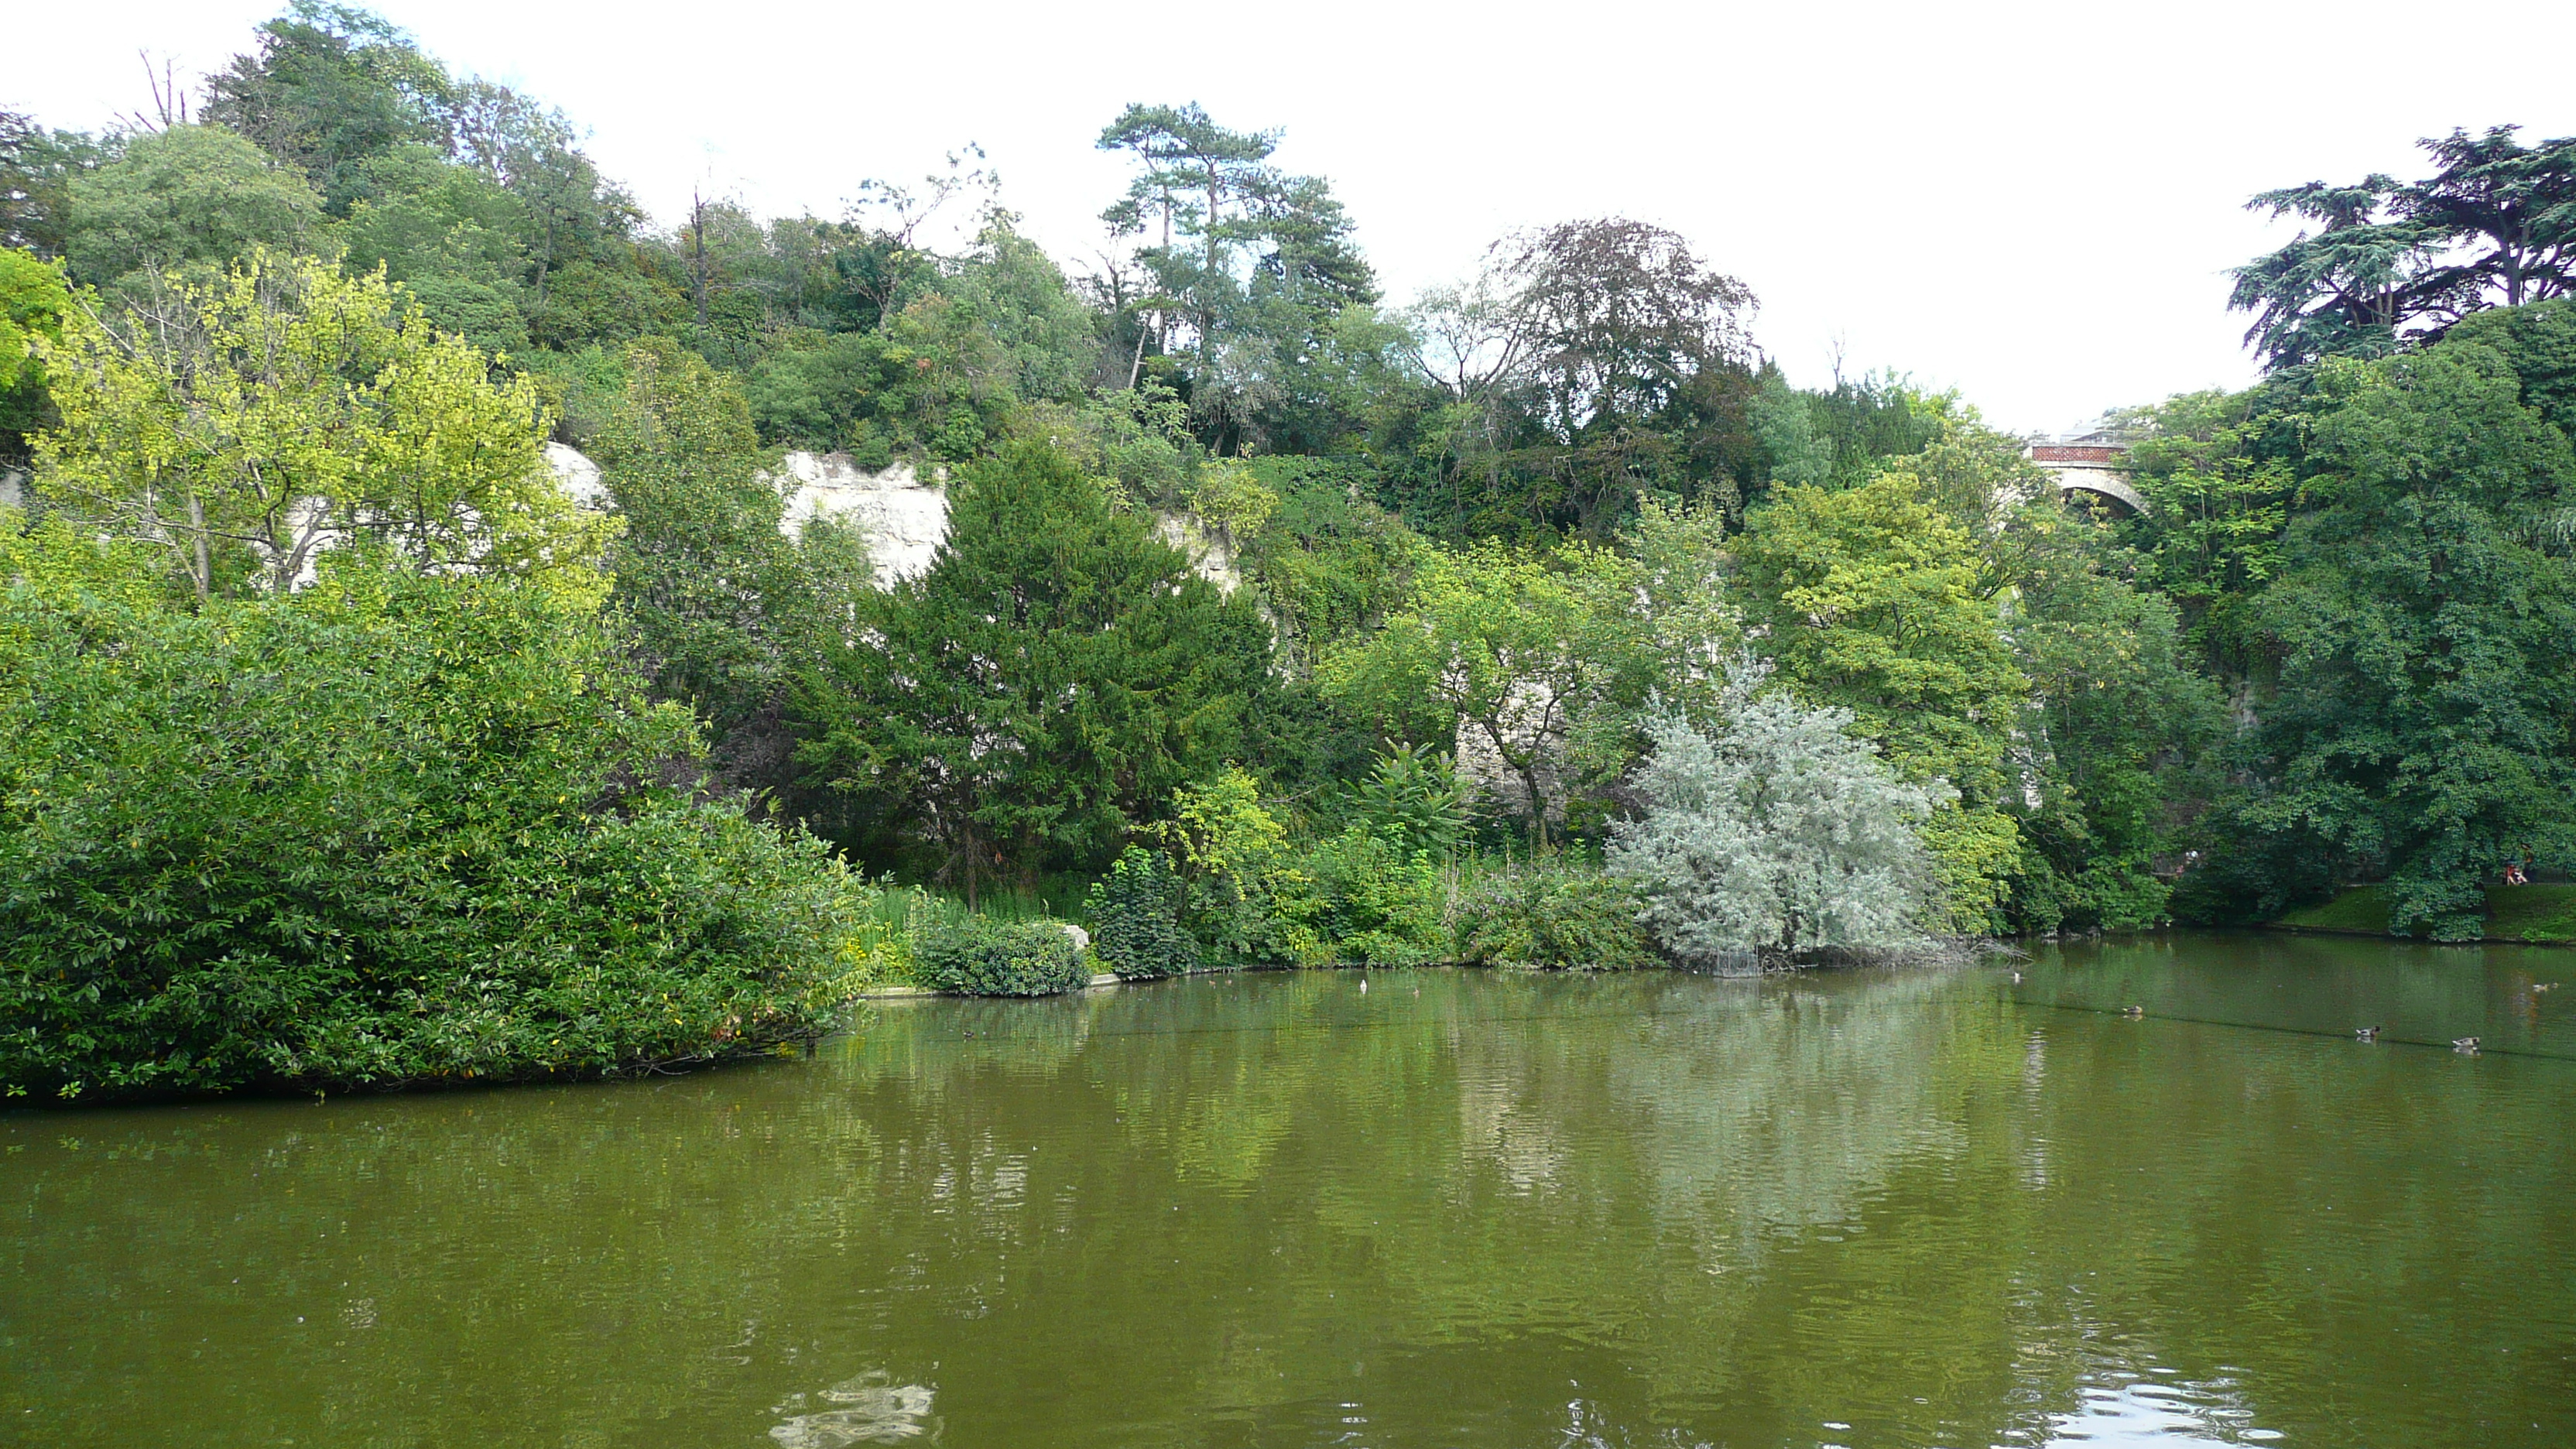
3;936;2571;1447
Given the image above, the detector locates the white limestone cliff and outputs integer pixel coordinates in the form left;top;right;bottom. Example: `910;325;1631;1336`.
766;451;950;586
544;442;609;510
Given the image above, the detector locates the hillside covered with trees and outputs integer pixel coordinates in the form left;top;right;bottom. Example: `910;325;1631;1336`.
4;4;2572;1098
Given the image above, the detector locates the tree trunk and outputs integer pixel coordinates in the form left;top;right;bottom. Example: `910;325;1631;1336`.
1512;749;1550;851
534;208;557;311
1202;169;1223;364
187;492;211;605
691;190;710;332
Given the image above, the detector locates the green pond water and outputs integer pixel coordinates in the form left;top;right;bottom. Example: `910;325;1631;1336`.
5;931;2574;1448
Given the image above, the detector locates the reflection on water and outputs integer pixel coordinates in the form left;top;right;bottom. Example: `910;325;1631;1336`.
769;1371;937;1446
2021;1371;2278;1447
3;930;2574;1447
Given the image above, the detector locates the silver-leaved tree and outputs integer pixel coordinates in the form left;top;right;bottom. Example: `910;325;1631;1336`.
1609;658;1947;964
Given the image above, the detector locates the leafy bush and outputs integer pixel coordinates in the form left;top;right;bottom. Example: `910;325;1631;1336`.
1458;859;1653;969
0;547;869;1101
910;916;1089;996
1273;827;1451;966
1088;847;1197;979
1609;663;1943;964
1153;770;1300;965
1341;744;1471;855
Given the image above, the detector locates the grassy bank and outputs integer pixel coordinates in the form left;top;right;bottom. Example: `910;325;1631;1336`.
2274;884;2576;944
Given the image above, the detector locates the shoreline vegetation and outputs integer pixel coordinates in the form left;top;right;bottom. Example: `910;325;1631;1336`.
2271;884;2576;945
5;9;2574;1102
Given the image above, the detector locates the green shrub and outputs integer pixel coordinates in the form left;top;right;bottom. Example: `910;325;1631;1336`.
1273;827;1451;966
0;551;869;1102
1340;744;1471;855
1459;859;1653;969
912;916;1089;996
1088;846;1197;979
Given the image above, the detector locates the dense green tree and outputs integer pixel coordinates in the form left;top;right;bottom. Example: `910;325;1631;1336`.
202;2;455;213
744;299;1013;461
942;223;1101;403
1319;538;1655;845
0;110;105;259
2231;125;2576;368
1734;471;2024;796
2004;508;2224;931
1098;102;1279;372
2447;294;2576;438
1752;373;1834;489
62;124;323;291
740;222;1094;457
1394;219;1760;540
526;255;683;351
1230;457;1425;673
793;440;1277;898
0;536;868;1101
1731;470;2029;925
587;340;873;790
1807;420;2221;931
2221;340;2576;936
1499;218;1754;445
1802;372;1956;488
0;248;72;464
1096;102;1380;452
336;143;533;352
440;79;642;322
2114;388;2300;673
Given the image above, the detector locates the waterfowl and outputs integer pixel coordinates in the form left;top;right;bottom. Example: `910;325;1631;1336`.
2010;971;2023;985
2354;1026;2379;1041
2452;1036;2481;1053
2122;1005;2146;1019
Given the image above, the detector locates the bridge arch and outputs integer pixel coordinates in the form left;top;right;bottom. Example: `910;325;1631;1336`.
2027;439;2150;516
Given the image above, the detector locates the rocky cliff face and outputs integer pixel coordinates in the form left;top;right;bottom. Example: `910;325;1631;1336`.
1153;511;1245;595
766;452;950;586
544;443;608;509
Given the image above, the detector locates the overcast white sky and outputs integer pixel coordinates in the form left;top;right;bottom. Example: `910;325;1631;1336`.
12;2;2574;433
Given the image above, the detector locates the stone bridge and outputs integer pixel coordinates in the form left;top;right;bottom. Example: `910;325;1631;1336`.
2027;438;2148;515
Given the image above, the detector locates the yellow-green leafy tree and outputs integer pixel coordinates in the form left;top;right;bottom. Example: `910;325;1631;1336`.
34;249;614;604
1731;470;2030;930
0;248;73;462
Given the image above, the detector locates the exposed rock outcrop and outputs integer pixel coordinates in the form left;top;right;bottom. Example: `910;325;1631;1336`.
769;451;950;586
545;443;608;509
1155;512;1244;595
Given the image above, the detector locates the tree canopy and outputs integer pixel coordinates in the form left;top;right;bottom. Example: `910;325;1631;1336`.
2232;125;2576;368
8;2;2569;956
